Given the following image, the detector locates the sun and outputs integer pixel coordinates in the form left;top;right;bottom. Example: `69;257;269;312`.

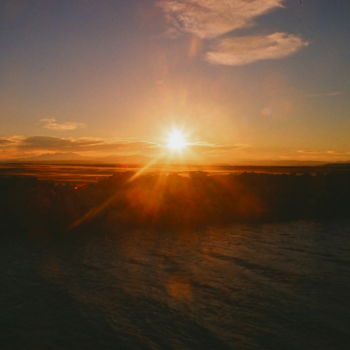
166;129;188;152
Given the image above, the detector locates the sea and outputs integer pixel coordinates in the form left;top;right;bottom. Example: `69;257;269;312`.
2;220;350;349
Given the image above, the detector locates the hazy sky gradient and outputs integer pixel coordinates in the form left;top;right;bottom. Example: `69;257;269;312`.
0;0;349;163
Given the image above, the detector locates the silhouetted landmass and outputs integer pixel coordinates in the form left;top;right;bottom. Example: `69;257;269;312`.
2;162;350;183
1;170;349;237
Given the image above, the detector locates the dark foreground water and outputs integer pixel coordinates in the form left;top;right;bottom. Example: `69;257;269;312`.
2;221;350;349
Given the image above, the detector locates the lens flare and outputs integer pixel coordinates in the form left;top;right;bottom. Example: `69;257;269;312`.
166;129;188;152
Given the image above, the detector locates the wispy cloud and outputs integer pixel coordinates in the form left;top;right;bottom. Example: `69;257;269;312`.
206;32;308;66
297;149;348;155
0;138;14;145
297;149;350;160
0;135;157;154
0;136;22;146
190;142;251;153
19;136;156;153
1;136;349;163
1;135;246;154
306;91;344;98
39;118;86;131
0;135;249;162
158;0;284;39
159;0;308;66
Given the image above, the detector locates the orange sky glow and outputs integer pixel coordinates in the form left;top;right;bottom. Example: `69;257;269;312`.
0;0;349;164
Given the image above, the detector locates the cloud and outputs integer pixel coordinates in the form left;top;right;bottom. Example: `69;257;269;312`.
306;91;343;98
297;149;350;156
0;138;14;145
158;0;284;39
39;118;86;131
159;0;309;66
0;135;250;162
18;136;157;153
0;136;22;146
15;136;244;155
206;32;308;66
190;142;250;153
296;149;350;161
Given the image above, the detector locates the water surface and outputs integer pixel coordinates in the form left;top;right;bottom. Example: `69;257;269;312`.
2;221;350;349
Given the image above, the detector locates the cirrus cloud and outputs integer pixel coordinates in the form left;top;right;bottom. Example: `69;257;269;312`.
306;91;344;98
18;136;157;153
190;142;251;153
158;0;285;39
0;138;14;145
39;118;86;131
206;32;309;66
0;135;249;162
158;0;309;66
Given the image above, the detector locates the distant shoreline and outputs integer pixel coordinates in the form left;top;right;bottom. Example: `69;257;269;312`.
0;162;350;184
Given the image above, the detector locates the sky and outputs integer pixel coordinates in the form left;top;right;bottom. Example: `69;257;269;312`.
0;0;349;164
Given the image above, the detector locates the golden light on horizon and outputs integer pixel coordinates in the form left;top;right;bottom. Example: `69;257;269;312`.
166;129;188;152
